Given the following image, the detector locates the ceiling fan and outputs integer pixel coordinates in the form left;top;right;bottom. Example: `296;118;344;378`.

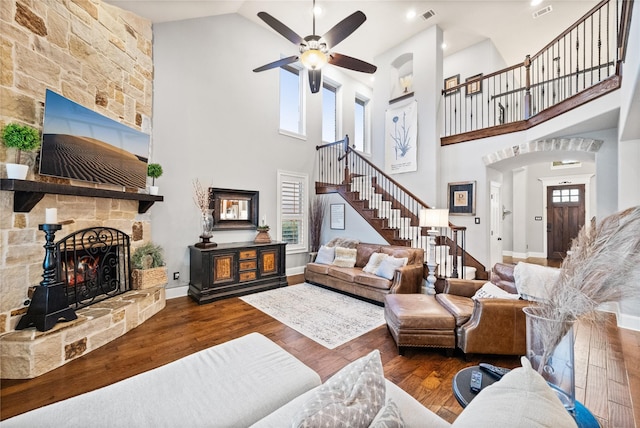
253;1;377;93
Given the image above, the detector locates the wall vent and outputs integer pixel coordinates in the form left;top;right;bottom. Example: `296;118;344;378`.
533;5;553;18
421;10;436;20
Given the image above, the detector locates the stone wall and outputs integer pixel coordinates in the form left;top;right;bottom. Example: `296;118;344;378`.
0;0;154;333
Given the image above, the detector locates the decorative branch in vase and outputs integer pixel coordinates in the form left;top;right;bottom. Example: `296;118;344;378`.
525;206;640;410
535;206;640;351
193;178;216;248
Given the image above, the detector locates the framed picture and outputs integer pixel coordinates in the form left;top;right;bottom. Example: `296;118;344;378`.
330;204;345;230
465;74;483;96
448;181;476;216
444;74;460;96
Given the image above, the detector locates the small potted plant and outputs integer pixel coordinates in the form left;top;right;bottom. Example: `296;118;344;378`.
1;123;40;180
131;242;167;289
255;219;271;243
147;163;163;195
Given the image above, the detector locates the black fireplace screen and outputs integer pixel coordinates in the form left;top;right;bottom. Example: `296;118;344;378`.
56;227;131;309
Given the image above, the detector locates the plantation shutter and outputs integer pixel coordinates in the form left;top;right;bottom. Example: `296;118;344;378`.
281;179;303;246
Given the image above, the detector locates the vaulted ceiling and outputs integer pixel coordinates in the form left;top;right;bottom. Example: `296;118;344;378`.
106;0;599;73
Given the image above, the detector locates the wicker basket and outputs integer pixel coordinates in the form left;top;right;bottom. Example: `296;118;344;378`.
131;267;168;289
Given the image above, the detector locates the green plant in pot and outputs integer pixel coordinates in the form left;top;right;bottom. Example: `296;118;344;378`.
147;163;163;195
1;123;40;180
131;242;167;289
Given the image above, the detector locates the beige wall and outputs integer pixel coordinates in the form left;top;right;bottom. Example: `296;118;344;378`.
0;0;153;333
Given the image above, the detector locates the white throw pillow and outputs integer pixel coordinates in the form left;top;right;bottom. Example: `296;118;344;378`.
514;262;560;301
291;350;387;428
374;256;408;280
314;245;335;265
332;246;358;268
452;357;578;428
363;253;389;274
472;282;521;300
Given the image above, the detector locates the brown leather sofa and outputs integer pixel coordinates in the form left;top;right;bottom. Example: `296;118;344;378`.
304;243;424;303
435;263;534;356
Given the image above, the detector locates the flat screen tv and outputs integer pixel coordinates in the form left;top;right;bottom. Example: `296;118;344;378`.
39;89;150;189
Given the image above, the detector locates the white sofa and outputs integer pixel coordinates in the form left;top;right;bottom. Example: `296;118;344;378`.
2;333;578;427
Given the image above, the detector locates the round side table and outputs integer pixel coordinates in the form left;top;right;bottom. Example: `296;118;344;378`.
452;366;600;428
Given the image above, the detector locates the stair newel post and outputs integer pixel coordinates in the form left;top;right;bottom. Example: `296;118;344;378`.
341;135;351;185
524;55;532;119
451;228;459;279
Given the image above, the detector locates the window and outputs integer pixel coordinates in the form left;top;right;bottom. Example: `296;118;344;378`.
354;95;369;152
277;171;308;253
552;188;580;203
322;82;338;142
279;65;305;137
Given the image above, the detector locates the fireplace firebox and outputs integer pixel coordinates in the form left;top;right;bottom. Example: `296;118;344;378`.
56;227;132;308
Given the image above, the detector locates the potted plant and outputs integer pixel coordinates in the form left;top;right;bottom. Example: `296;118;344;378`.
147;163;163;195
1;123;40;180
131;242;167;289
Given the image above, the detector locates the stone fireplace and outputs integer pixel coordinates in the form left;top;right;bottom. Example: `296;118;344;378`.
0;191;166;379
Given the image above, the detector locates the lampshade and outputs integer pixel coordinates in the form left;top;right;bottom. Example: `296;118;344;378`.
300;49;328;70
419;208;449;228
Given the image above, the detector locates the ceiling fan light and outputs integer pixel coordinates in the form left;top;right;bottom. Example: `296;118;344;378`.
300;49;328;70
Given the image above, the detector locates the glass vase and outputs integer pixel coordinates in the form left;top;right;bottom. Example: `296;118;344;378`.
523;306;576;413
201;209;214;238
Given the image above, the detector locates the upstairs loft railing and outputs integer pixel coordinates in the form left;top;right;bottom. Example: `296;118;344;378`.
442;0;633;143
316;136;487;281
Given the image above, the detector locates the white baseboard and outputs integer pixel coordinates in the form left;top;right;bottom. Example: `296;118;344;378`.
165;285;189;299
598;302;640;332
287;266;305;276
502;251;546;259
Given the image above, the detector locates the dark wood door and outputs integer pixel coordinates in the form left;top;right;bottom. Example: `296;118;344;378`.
547;184;585;260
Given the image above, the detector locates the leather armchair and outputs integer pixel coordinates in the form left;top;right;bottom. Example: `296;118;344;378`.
435;263;535;356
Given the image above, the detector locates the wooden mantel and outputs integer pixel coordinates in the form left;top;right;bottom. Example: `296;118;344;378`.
0;179;163;214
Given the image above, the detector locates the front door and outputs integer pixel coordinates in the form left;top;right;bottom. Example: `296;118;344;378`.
546;184;585;260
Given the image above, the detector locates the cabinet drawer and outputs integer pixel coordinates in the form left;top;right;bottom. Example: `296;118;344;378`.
239;260;257;271
239;271;257;282
239;250;257;260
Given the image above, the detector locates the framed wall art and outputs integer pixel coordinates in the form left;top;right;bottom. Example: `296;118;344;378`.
444;74;460;96
448;181;476;216
330;204;345;230
465;74;483;96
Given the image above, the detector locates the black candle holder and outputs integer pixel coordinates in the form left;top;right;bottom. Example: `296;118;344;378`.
15;224;78;332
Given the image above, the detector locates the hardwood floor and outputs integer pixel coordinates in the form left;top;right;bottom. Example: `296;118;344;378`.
2;288;638;426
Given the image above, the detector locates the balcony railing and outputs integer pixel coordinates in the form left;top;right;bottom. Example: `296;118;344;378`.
442;0;631;142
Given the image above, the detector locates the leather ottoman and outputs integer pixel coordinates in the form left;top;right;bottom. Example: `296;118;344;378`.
384;294;456;355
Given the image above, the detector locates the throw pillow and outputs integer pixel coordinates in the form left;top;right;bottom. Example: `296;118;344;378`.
291;350;386;428
363;253;389;274
452;357;578;428
332;247;358;268
314;245;335;265
472;282;521;300
514;262;560;301
374;256;408;280
369;399;405;428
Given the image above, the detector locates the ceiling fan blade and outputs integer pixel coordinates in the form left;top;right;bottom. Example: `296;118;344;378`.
329;53;377;74
257;12;304;45
308;69;322;93
253;55;299;73
321;11;366;48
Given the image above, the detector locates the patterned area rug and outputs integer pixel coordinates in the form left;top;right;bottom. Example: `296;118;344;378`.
240;283;386;349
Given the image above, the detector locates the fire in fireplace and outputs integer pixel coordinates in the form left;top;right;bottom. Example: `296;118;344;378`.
56;227;132;308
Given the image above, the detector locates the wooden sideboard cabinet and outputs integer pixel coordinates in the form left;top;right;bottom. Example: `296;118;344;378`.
189;241;287;304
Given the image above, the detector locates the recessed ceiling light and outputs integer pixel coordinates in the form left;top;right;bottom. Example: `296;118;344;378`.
406;10;416;20
441;42;447;50
530;0;543;6
313;5;322;16
370;76;375;82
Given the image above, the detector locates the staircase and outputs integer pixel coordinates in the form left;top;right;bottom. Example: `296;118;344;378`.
315;137;488;281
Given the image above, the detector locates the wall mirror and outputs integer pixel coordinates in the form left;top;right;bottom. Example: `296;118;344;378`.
208;188;259;230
